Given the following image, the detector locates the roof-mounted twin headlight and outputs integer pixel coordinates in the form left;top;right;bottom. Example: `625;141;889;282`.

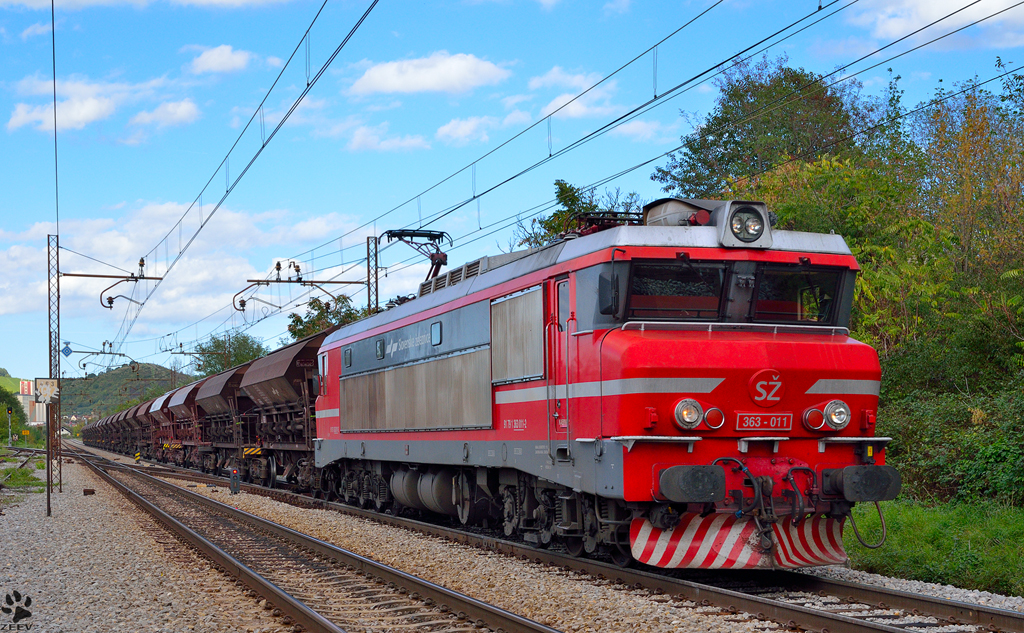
730;208;764;243
713;201;773;249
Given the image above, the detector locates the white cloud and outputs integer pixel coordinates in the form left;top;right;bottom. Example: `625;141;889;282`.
189;45;252;74
603;0;629;14
501;94;532;109
266;56;284;69
6;75;165;132
436;116;499;145
529;66;621;118
536;0;559;9
349;51;511;95
847;0;1024;49
20;22;51;40
347;123;429;151
609;119;674;143
130;99;200;128
529;66;601;91
8;97;115;131
539;85;620;119
502;109;531;127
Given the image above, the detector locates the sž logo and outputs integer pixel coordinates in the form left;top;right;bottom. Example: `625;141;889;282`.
1;590;32;628
748;369;785;408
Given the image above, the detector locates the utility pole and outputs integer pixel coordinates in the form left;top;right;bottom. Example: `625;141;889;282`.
6;405;11;447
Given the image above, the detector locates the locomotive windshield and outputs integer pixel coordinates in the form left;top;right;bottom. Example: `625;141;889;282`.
751;265;843;324
623;260;848;326
626;262;726;320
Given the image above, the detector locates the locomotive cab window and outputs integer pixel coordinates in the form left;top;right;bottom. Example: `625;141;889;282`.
626;261;726;320
557;279;570;331
375;339;385;360
751;265;843;324
430;321;442;346
344;348;352;368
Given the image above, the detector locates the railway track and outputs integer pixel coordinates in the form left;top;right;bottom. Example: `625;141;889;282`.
72;442;1024;633
70;447;560;633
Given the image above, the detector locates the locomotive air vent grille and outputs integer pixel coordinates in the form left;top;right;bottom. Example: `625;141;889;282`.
465;260;481;278
449;267;464;285
419;281;433;296
433;275;448;291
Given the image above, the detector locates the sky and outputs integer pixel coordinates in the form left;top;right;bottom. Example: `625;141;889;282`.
2;0;1024;385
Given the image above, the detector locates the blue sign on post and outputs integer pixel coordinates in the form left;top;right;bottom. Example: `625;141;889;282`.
61;344;72;358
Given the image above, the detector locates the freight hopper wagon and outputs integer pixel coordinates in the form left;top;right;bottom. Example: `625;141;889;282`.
84;329;332;484
314;198;901;570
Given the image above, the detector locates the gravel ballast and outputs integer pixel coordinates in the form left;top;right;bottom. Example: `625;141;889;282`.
803;565;1024;613
168;480;768;633
0;461;292;633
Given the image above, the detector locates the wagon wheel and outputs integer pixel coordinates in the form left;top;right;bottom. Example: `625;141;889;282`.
265;454;277;489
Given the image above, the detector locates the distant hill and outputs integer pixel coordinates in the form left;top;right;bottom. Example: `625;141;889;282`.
61;363;194;418
0;376;20;394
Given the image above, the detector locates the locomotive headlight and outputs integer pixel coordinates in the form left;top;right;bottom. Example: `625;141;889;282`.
674;399;704;430
824;400;851;430
729;208;765;242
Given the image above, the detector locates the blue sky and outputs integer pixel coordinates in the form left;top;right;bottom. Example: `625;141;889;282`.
2;0;1023;385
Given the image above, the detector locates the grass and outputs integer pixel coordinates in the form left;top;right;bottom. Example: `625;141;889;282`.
846;498;1024;597
0;466;46;492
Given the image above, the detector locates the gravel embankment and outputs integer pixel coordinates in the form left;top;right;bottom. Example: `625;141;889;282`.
168;481;767;633
803;565;1024;612
0;461;293;633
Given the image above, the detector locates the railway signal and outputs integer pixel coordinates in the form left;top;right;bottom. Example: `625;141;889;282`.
230;469;240;494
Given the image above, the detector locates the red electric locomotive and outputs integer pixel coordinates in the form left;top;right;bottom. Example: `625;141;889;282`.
313;197;900;569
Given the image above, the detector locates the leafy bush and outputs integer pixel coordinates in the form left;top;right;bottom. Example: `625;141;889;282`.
879;382;1024;505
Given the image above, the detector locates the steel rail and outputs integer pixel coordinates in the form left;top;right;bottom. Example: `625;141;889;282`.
74;449;561;633
73;449;346;633
76;443;1024;633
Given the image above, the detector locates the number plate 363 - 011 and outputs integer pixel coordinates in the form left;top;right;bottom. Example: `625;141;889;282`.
736;412;793;431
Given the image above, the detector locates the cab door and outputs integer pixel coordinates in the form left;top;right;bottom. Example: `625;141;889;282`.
548;276;574;461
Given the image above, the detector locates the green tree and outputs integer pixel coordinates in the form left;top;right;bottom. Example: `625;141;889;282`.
513;180;644;248
1;385;28;444
287;296;363;340
652;54;874;198
193;332;269;377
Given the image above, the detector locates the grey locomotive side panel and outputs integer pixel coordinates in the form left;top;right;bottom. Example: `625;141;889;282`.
336;301;493;432
342;301;490;376
338;348;491;431
490;286;544;384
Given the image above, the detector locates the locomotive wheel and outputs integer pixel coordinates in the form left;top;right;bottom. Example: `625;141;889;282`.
341;472;357;505
371;474;391;512
583;503;599;555
501;487;519;537
359;472;374;509
322;468;340;501
606;528;630;565
565;537;586;558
